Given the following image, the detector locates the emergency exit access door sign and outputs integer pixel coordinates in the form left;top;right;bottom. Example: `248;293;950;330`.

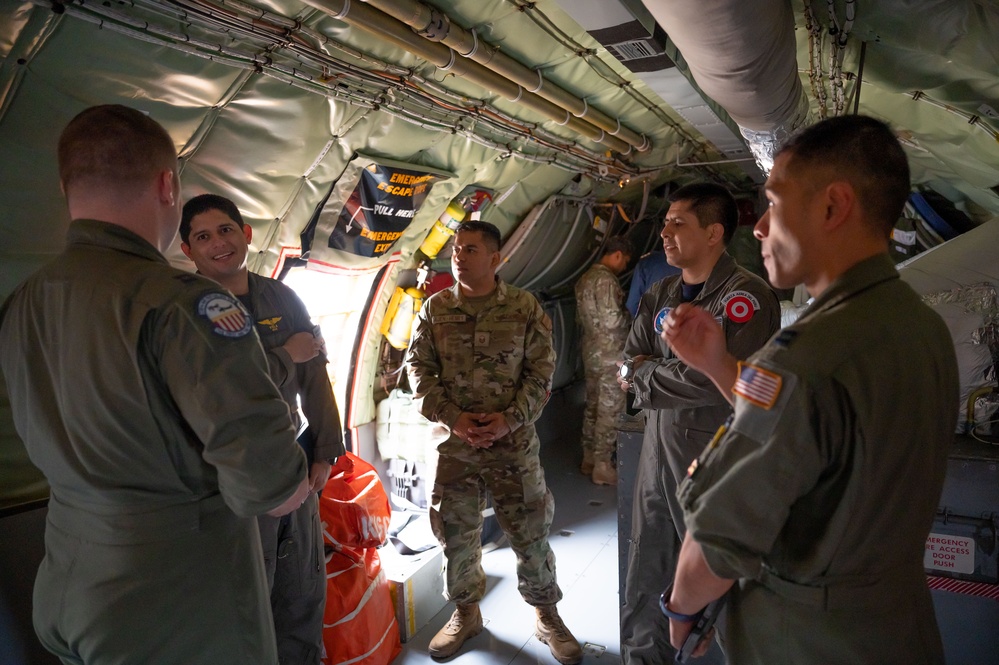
924;533;975;574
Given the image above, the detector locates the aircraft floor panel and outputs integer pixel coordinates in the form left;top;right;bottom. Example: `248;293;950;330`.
395;433;623;664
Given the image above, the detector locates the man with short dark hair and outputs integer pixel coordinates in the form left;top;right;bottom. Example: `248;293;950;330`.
575;235;633;484
405;221;582;664
619;182;779;664
181;193;345;665
662;115;958;664
0;104;309;665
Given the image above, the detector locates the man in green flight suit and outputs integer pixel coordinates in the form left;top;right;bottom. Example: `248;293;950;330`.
405;221;583;664
0;105;310;665
619;182;779;665
181;193;346;665
662;115;959;664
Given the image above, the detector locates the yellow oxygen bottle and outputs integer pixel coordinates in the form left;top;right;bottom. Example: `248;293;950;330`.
418;200;467;259
380;287;425;350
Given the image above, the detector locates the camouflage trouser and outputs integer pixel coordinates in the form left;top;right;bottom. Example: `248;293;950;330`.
430;439;561;606
581;352;625;463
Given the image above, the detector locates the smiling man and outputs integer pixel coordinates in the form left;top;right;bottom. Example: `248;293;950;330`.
619;182;779;665
0;106;309;665
662;116;959;664
405;221;582;664
181;194;344;665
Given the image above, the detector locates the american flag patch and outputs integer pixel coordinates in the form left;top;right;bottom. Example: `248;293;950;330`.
197;292;252;339
733;362;782;409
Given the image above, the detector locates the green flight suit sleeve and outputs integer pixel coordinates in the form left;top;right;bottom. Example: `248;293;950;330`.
297;355;345;462
624;290;724;409
0;369;48;507
149;294;308;518
677;361;824;580
627;280;780;410
265;345;296;388
279;287;345;463
502;297;556;431
405;301;463;429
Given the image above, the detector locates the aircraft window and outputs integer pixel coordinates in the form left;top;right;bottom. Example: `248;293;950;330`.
282;267;378;412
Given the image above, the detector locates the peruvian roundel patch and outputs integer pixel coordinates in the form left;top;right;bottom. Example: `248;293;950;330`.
733;361;782;409
653;306;672;334
197;292;253;338
722;290;760;323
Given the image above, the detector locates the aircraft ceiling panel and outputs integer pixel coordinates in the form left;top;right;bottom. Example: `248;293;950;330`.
2;0;998;296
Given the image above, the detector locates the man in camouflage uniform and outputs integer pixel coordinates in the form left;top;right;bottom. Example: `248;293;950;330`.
180;193;345;665
575;236;633;485
663;116;958;664
405;221;582;664
619;183;779;664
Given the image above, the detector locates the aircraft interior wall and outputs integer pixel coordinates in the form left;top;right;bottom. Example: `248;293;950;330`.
2;0;999;661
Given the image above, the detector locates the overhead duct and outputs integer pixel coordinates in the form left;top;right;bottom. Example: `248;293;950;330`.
300;0;634;154
360;0;650;153
639;0;811;172
554;0;764;181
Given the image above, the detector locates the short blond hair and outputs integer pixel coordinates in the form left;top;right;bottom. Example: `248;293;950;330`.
58;105;176;196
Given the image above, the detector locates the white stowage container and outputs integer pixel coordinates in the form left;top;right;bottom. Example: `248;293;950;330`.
381;545;446;643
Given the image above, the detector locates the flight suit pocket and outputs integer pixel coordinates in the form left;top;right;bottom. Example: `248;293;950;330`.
683;428;715;455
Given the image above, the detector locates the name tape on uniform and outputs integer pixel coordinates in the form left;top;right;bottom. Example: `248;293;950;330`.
198;292;252;338
434;314;469;324
733;362;782;409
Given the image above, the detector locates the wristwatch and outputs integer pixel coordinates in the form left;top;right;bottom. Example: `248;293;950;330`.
659;587;702;623
619;357;636;382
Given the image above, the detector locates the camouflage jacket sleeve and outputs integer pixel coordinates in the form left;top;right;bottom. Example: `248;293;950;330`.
405;299;463;429
502;294;555;431
579;268;629;339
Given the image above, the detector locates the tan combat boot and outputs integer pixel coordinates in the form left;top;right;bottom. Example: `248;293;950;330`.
535;605;583;664
591;459;617;486
580;449;595;476
429;603;483;659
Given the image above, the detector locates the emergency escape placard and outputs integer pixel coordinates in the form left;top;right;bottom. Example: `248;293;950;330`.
924;533;975;574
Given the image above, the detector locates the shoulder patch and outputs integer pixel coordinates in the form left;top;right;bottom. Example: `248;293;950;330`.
197;292;253;338
773;329;799;348
653;306;671;334
733;361;782;409
721;290;760;323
